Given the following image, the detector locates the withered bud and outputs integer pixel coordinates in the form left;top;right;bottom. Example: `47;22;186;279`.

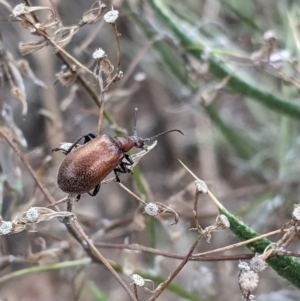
292;203;300;221
249;254;267;273
19;40;48;56
143;202;179;225
144;203;159;217
0;221;13;235
51;26;79;50
131;274;145;287
55;65;78;86
215;214;230;229
238;261;250;272
195;180;208;194
238;270;259;294
103;9;119;23
26;207;39;223
81;2;107;25
12;4;55;18
93;48;106;60
21;207;75;224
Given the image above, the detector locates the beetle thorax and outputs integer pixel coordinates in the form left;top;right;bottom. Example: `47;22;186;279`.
114;136;143;152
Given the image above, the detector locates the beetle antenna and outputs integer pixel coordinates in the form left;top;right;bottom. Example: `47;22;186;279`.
133;107;138;137
143;129;184;142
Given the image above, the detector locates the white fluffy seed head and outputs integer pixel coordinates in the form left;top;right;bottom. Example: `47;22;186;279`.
144;203;159;216
238;261;250;272
131;274;145;287
239;270;259;292
292;204;300;220
93;48;106;60
250;255;267;273
26;207;39;222
217;214;230;229
103;10;119;23
0;221;13;235
12;3;25;16
194;180;208;193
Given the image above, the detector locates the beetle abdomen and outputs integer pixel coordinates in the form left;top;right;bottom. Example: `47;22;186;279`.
57;134;124;194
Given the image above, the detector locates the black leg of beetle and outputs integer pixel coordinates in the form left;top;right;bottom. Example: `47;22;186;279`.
88;184;101;197
114;170;121;182
55;133;96;155
75;194;81;202
124;154;134;165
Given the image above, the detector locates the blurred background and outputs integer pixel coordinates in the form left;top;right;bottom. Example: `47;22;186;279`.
0;0;300;300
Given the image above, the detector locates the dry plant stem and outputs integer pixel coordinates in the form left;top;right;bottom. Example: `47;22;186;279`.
103;22;121;91
97;93;105;134
149;233;203;301
193;190;202;231
133;284;139;301
193;229;284;257
95;242;257;261
112;23;121;70
118;182;147;205
71;220;139;301
24;0;101;109
281;230;298;249
0;128;56;205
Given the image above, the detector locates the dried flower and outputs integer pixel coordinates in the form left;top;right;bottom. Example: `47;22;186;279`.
0;221;13;235
250;254;267;273
238;261;250;272
292;203;300;221
103;9;119;23
26;207;39;223
93;48;106;60
55;66;78;86
12;3;25;16
19;40;48;56
131;274;145;287
216;214;230;229
239;270;259;294
143;202;179;225
81;2;106;25
194;180;208;193
144;203;159;217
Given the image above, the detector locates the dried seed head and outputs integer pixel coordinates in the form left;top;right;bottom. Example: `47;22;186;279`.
81;3;106;25
93;48;106;60
194;180;208;193
216;214;230;229
239;270;259;293
249;254;267;273
131;274;145;287
238;261;250;272
144;203;159;217
292;204;300;220
26;207;39;223
0;221;13;235
12;3;25;16
103;9;119;23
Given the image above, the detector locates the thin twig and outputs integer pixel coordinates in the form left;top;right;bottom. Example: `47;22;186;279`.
193;229;284;257
149;232;203;300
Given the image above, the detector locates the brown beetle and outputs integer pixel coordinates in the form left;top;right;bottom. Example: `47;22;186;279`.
53;108;183;200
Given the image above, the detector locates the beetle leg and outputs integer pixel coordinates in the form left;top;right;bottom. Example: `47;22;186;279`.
88;184;101;196
123;154;134;165
64;133;96;154
75;194;81;202
114;170;121;182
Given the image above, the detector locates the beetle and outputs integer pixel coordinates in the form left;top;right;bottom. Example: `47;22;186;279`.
53;108;183;201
